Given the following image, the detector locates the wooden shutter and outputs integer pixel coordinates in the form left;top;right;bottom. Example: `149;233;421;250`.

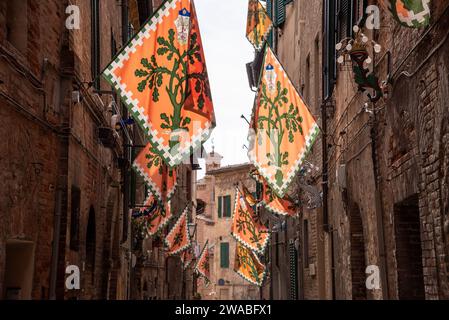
218;196;222;218
275;0;286;26
220;243;229;268
323;0;336;100
224;195;232;217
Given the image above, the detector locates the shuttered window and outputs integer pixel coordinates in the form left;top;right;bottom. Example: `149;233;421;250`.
224;195;232;217
220;243;230;268
91;0;101;89
266;0;274;47
218;196;222;218
323;0;336;100
275;0;286;26
337;0;351;42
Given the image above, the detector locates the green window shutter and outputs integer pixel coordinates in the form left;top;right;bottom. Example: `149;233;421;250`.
275;0;286;26
266;0;274;47
224;195;232;217
220;243;229;268
284;0;294;5
218;196;222;218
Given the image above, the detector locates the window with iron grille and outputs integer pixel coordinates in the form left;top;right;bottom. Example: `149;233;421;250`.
289;240;298;300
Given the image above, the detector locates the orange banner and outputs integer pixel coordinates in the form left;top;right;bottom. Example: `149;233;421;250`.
165;207;191;256
246;0;273;50
248;46;319;198
103;0;215;167
261;178;297;217
231;187;270;255
181;248;194;269
133;143;177;202
195;241;210;283
146;199;174;237
234;243;266;287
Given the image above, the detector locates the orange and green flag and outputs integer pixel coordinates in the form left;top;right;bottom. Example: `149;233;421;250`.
246;0;273;50
382;0;431;28
181;248;194;269
165;206;191;255
261;178;297;217
195;240;210;283
231;187;270;255
146;198;174;237
248;46;319;198
103;0;215;167
234;243;266;287
133;143;177;202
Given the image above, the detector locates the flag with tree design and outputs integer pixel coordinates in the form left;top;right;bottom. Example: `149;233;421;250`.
103;0;215;167
246;0;273;50
133;143;177;202
248;46;319;198
165;206;191;255
382;0;430;28
195;241;211;283
234;242;266;287
231;187;270;255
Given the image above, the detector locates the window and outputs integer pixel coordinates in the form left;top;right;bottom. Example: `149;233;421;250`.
86;206;96;283
336;0;351;42
303;219;309;267
274;0;286;26
323;0;336;100
305;54;310;105
70;186;81;251
91;0;101;89
218;195;232;218
353;0;367;26
220;243;229;268
6;0;28;54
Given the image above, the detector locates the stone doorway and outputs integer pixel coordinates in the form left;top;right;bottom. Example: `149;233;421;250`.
394;194;425;300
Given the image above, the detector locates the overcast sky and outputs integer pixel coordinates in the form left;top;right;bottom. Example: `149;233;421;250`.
194;0;255;178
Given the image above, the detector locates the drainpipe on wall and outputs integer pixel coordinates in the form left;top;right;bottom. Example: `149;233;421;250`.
321;101;335;300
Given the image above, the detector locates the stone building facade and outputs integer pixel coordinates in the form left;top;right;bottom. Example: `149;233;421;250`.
0;0;192;300
261;0;449;300
195;152;260;300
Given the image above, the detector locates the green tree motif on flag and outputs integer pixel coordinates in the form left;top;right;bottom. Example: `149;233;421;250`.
135;28;211;144
258;81;304;186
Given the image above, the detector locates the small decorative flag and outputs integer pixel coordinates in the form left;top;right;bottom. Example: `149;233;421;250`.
165;206;191;256
246;0;273;50
103;0;215;167
234;243;266;287
195;241;211;283
231;187;270;255
382;0;431;28
261;178;297;217
181;248;194;269
147;200;174;237
133;143;177;202
133;191;158;218
248;46;319;198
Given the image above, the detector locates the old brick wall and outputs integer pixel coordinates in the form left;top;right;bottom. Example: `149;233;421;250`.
375;2;449;299
0;0;67;299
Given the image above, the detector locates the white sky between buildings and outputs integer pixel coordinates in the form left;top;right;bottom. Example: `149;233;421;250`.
195;0;255;179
